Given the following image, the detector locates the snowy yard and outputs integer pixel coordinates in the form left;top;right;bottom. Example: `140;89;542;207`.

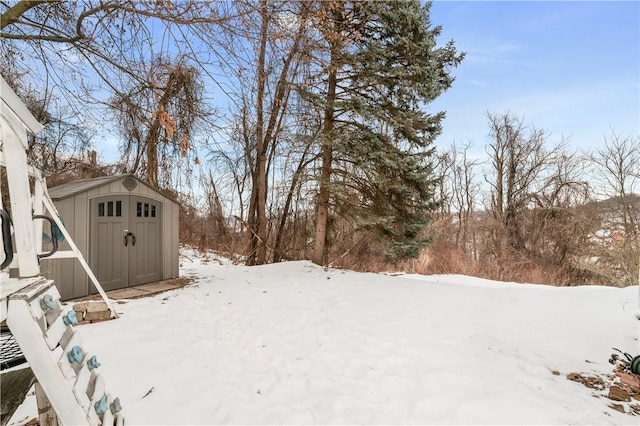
9;249;639;425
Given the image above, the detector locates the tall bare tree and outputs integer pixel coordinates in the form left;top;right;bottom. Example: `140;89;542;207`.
110;57;210;189
589;130;640;239
439;142;481;250
484;112;565;253
202;0;312;265
1;0;245;190
586;130;640;286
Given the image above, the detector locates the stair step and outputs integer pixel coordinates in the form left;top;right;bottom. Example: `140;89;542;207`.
6;280;125;425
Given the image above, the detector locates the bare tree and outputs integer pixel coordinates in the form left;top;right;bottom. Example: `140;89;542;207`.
434;142;482;261
589;130;639;238
525;151;595;278
110;57;211;189
198;0;314;265
0;48;106;183
586;130;640;286
484;112;565;254
1;1;242;97
449;142;480;249
1;0;250;193
272;128;318;262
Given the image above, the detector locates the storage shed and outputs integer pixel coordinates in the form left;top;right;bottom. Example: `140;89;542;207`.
41;174;179;301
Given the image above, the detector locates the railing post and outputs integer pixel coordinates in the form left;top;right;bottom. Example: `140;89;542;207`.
1;119;40;277
34;172;45;255
35;381;60;426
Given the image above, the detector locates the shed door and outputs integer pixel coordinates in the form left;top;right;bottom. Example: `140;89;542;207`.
90;196;129;291
90;195;162;292
129;197;162;286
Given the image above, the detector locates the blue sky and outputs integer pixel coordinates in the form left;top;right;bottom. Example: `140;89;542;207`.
428;1;639;156
95;1;639;163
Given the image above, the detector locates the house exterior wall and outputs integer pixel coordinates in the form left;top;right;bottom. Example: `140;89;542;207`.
41;176;179;300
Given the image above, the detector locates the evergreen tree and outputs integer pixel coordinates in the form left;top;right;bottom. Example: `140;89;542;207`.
306;0;464;263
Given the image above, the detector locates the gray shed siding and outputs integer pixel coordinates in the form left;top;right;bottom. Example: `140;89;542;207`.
41;175;179;300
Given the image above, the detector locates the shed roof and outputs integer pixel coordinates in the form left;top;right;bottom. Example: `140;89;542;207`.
48;174;178;204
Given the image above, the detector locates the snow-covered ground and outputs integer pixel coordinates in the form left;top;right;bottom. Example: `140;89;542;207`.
9;249;640;425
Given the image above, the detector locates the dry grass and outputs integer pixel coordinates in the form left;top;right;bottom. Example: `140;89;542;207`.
331;239;574;286
400;242;572;285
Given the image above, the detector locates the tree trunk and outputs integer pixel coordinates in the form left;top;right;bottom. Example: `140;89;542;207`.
246;0;270;266
255;151;268;264
312;39;339;266
245;178;259;266
312;145;332;265
247;0;308;265
145;121;160;188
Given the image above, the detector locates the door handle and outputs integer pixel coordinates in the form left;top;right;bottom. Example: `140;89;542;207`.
1;209;13;270
124;231;136;247
33;215;59;259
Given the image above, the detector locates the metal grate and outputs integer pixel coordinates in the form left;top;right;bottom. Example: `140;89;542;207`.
0;326;26;370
